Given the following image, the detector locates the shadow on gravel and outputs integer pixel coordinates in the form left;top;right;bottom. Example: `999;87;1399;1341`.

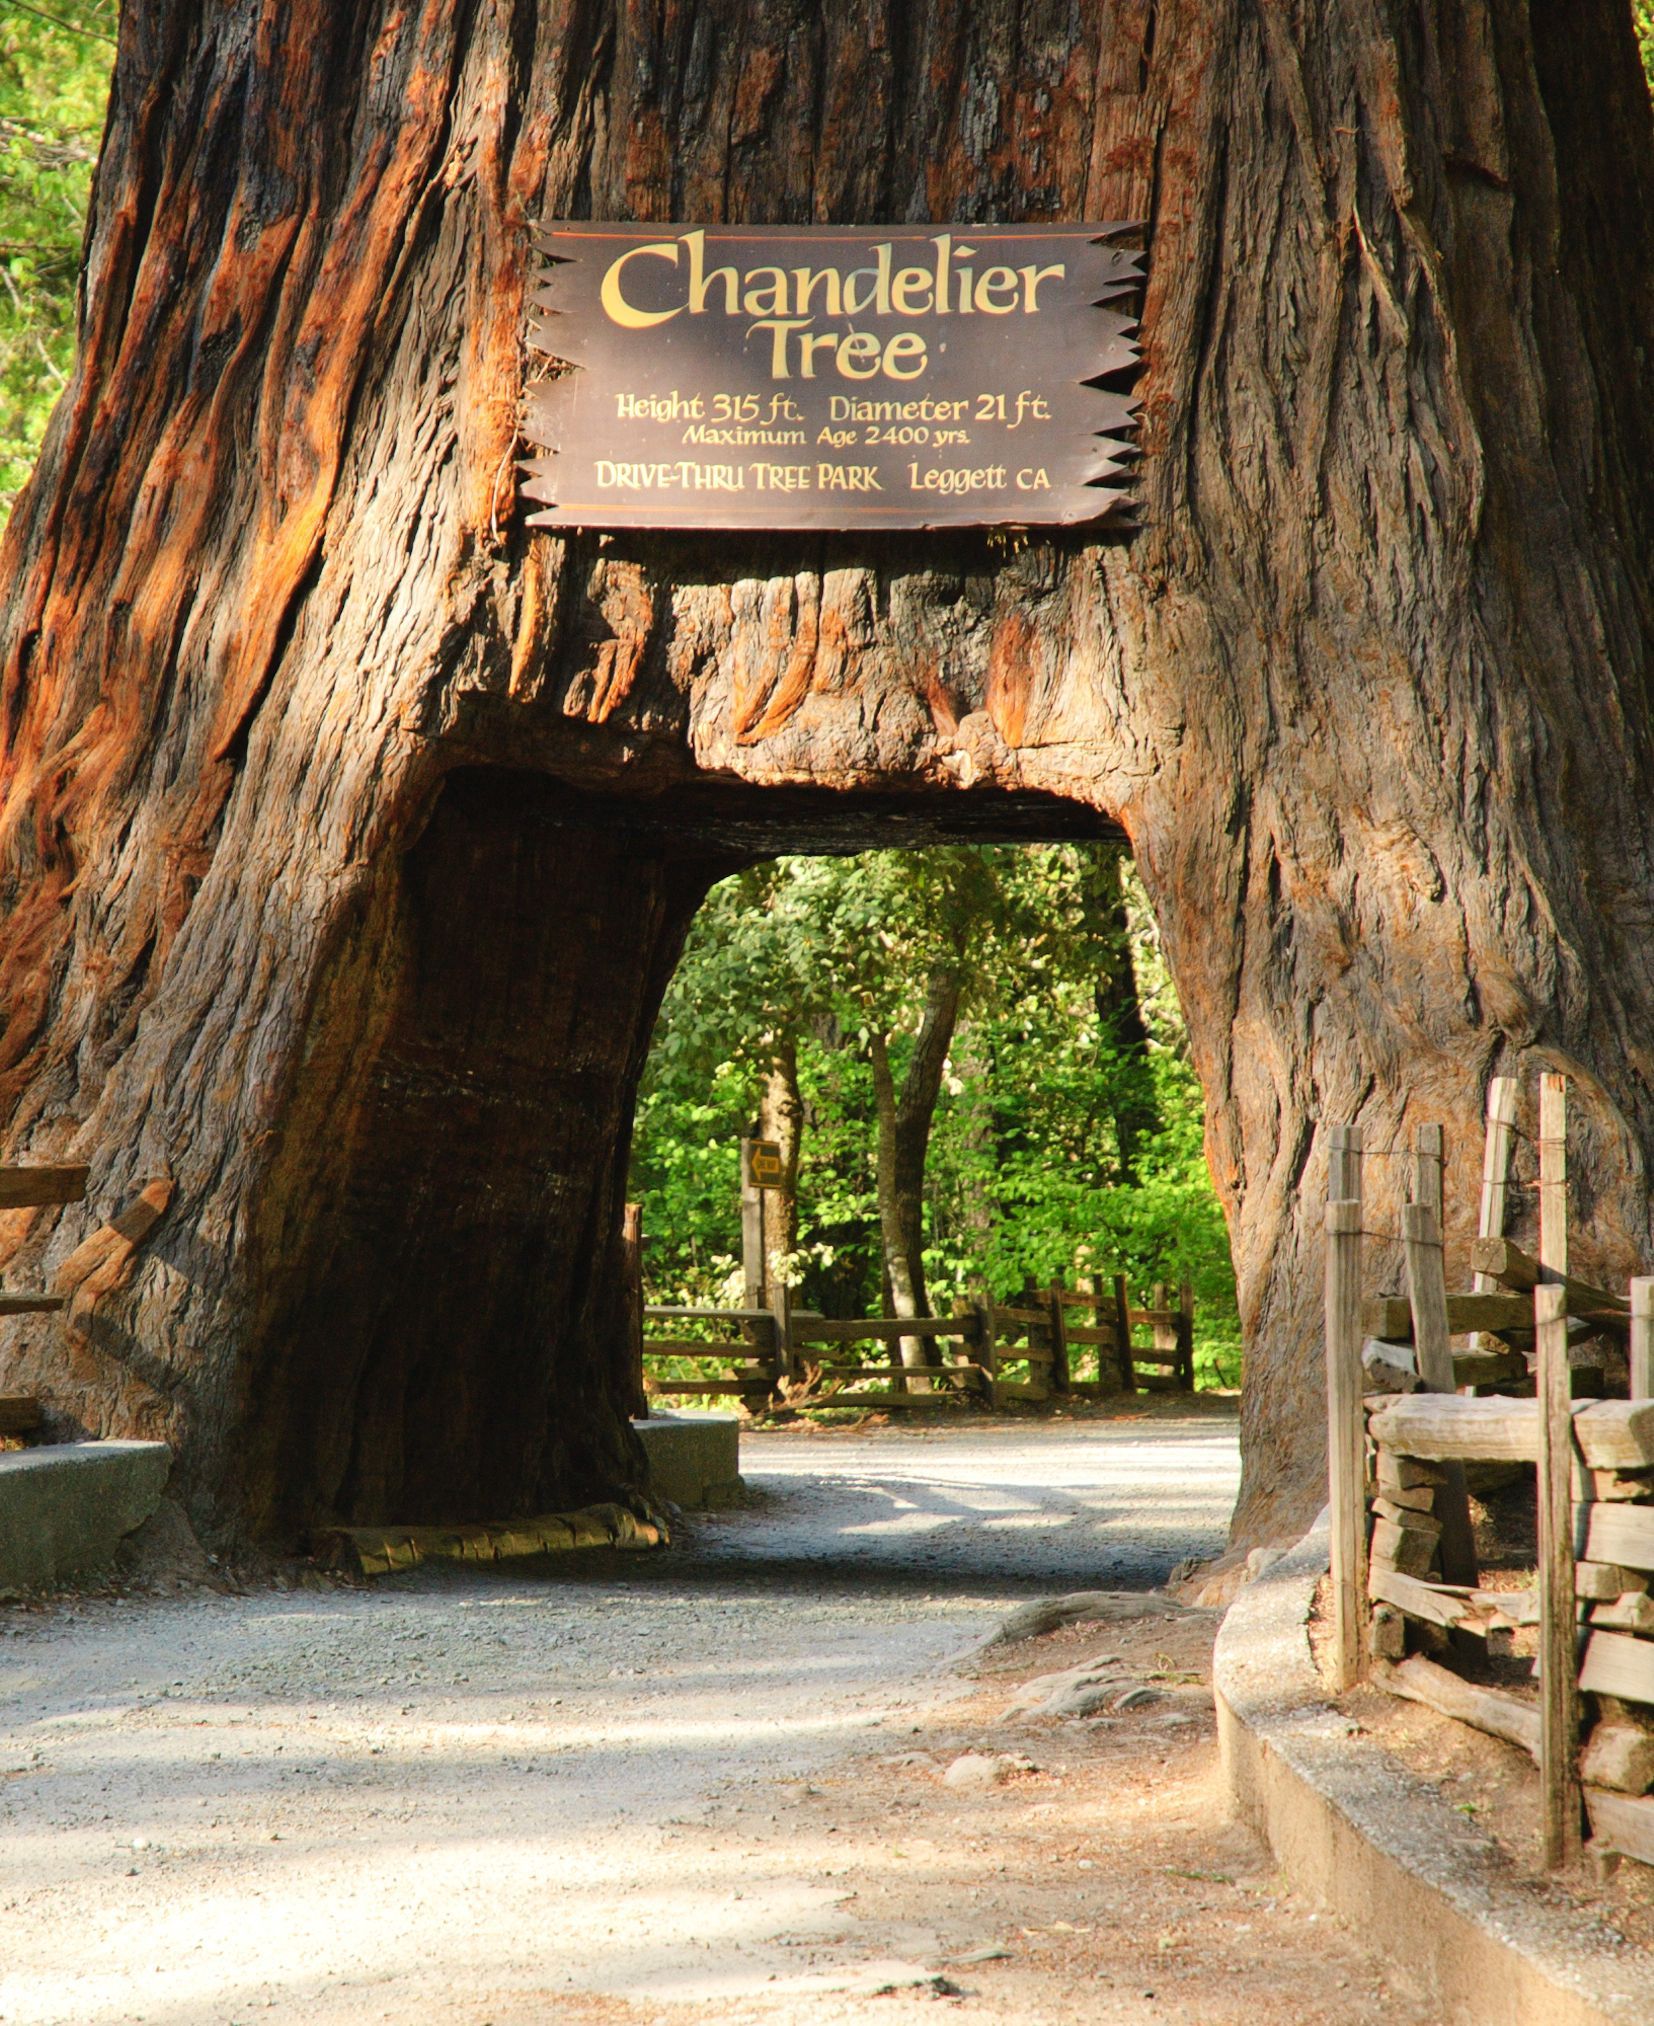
373;1418;1242;1606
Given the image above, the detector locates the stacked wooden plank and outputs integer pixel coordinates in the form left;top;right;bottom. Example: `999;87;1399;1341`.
1362;1241;1630;1397
319;1501;668;1577
1365;1389;1654;1865
0;1166;88;1214
0;1165;87;1322
1327;1076;1654;1870
0;1395;44;1437
1574;1457;1654;1862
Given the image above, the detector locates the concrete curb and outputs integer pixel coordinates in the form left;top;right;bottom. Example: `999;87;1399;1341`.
0;1440;172;1592
633;1409;743;1510
1214;1513;1653;2025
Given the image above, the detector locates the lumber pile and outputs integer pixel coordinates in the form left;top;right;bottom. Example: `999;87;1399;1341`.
1367;1396;1654;1836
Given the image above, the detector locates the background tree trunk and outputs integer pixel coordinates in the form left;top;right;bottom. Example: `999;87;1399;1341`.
1092;852;1159;1184
869;966;963;1379
1;1;1651;1549
756;1039;803;1266
952;1020;998;1279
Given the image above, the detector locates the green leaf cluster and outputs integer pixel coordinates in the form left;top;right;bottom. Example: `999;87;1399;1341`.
632;844;1242;1387
0;0;113;515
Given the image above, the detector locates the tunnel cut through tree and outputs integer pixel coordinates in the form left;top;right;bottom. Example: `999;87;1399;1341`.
1;2;1652;1550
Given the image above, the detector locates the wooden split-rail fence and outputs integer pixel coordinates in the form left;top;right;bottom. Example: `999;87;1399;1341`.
0;1163;89;1442
640;1271;1195;1412
1324;1073;1654;1873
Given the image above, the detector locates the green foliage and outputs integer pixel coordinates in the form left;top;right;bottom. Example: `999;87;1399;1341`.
1638;1;1654;84
0;0;113;515
632;844;1243;1387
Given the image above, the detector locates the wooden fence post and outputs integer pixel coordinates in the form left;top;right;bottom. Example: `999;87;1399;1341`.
1151;1280;1178;1386
1328;1120;1363;1203
1473;1076;1518;1262
1469;1077;1519;1359
1048;1277;1071;1395
1177;1278;1195;1390
950;1297;976;1396
1538;1073;1568;1279
1631;1276;1654;1402
1082;1273;1104;1388
1535;1074;1581;1867
1401;1198;1478;1587
1327;1195;1367;1691
1411;1121;1444;1217
975;1300;1000;1409
739;1136;766;1309
769;1274;794;1394
1325;1119;1366;1691
621;1202;646;1421
1536;1279;1583;1867
1112;1272;1136;1392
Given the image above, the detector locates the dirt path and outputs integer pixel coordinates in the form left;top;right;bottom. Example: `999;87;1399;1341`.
1;1407;1426;2024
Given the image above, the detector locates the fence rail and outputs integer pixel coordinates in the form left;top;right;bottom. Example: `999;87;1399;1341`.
639;1266;1199;1414
0;1165;92;1447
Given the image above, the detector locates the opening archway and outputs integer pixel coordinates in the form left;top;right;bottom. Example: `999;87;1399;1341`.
227;766;1153;1546
630;835;1237;1407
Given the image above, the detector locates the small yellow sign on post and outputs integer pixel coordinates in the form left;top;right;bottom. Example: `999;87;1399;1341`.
743;1139;784;1190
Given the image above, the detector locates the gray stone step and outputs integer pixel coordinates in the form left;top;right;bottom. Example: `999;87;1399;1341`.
633;1410;743;1510
0;1441;171;1593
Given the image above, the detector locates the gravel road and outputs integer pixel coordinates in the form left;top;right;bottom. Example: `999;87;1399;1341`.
0;1409;1240;2025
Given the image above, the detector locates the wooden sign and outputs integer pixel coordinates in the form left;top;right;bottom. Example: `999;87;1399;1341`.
742;1139;785;1189
523;223;1142;531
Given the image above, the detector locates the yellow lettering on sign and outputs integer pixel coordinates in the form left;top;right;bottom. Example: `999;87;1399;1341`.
1021;262;1065;310
793;266;843;317
974;264;1020;313
599;240;682;329
843;242;893;316
881;332;927;380
836;330;883;379
890;265;933;315
685;229;739;314
742;265;789;317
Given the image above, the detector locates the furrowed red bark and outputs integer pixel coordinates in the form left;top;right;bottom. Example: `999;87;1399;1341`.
1;1;1652;1549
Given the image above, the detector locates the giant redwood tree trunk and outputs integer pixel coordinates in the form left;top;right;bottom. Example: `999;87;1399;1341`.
2;2;1652;1549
